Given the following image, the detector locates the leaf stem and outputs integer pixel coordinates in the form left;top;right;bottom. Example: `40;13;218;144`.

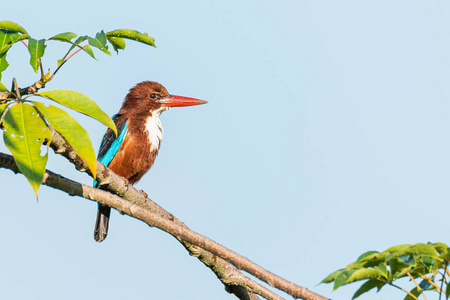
39;59;44;79
49;44;88;81
439;264;448;300
422;275;443;293
12;78;21;99
407;272;427;300
390;283;420;300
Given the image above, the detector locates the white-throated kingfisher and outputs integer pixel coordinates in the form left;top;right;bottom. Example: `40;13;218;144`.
94;81;207;242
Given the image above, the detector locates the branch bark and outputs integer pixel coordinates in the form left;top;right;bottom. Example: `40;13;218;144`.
0;130;329;300
0;152;283;300
0;79;45;102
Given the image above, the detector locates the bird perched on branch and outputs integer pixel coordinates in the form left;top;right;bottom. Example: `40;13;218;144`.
94;81;207;242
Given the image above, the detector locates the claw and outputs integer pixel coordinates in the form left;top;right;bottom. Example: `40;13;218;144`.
121;176;129;185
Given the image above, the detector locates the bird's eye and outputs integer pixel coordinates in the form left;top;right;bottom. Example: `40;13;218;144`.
150;94;157;99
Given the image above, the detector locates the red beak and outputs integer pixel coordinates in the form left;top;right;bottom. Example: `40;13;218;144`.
158;95;207;107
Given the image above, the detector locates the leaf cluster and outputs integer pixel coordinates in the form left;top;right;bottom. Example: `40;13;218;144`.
0;21;156;196
322;242;450;299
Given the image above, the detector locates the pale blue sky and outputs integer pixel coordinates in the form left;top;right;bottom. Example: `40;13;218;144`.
1;1;450;299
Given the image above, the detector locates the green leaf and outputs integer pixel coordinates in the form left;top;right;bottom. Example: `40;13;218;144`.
0;103;8;116
0;30;29;79
352;279;385;299
12;33;30;43
387;244;439;264
384;244;413;260
56;36;96;67
2;103;51;196
376;262;388;279
321;269;344;284
0;20;28;34
324;243;450;297
49;32;77;42
389;257;412;279
95;31;107;46
354;252;387;268
394;244;440;276
422;256;437;267
429;243;450;262
107;36;126;53
0;31;17;54
68;36;96;60
73;35;87;45
83;44;96;59
345;268;384;284
107;29;155;47
33;102;97;178
404;287;422;300
334;269;356;290
333;268;384;290
430;242;448;254
357;251;379;262
88;31;111;56
0;31;10;51
418;279;432;290
0;53;8;81
9;31;30;44
440;248;450;263
36;90;117;135
0;32;30;57
0;31;13;80
395;266;415;280
0;81;7;91
28;38;46;73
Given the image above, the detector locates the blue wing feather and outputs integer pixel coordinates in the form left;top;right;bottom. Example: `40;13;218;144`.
94;115;128;187
98;122;128;166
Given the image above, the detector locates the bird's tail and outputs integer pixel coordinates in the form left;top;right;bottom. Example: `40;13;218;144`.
94;204;111;242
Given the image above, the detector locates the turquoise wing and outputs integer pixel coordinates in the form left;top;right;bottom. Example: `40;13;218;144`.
94;115;128;187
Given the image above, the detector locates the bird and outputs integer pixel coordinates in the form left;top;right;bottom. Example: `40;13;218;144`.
93;81;207;242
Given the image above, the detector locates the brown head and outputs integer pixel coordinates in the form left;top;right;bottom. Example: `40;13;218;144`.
119;81;207;116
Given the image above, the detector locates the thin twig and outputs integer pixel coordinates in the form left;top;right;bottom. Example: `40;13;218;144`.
0;80;45;100
407;272;427;300
390;283;419;300
439;264;448;300
422;275;443;293
13;78;21;99
49;44;88;81
39;59;44;79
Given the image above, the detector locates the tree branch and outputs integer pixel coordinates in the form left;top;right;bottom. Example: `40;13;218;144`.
0;152;281;300
0;80;45;102
0;129;329;300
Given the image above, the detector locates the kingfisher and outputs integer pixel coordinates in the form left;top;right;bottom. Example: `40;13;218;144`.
94;81;207;242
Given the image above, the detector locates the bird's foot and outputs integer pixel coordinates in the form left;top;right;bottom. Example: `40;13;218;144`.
140;190;148;198
120;176;130;191
121;176;129;185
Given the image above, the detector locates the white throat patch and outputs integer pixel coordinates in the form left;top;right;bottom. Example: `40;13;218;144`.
145;107;168;152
